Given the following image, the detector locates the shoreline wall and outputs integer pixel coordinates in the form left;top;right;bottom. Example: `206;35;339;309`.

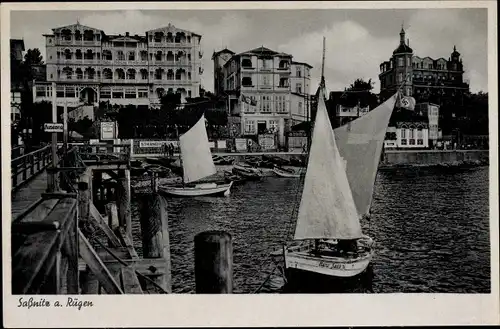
381;150;489;166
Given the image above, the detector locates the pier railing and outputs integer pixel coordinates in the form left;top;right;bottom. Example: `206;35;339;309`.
11;145;52;191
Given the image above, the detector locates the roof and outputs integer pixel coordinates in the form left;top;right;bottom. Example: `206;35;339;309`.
212;48;235;60
52;23;102;33
146;24;202;38
10;39;25;51
238;46;292;57
393;43;413;54
103;34;147;43
292;61;313;68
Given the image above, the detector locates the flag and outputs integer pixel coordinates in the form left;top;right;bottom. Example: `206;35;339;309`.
398;94;416;111
241;94;257;106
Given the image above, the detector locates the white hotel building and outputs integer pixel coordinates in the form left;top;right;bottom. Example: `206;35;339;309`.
33;22;203;113
213;46;312;145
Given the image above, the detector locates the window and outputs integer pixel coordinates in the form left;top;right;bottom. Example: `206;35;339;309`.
84;49;93;60
127;69;136;80
61;29;72;41
406;57;411;67
401;128;406;139
101;87;111;98
83;30;94;41
63;67;72;79
75;49;82;60
125;88;136;99
103;50;112;60
401;139;407;145
76;68;83;80
167;70;174;80
175;69;184;80
155;68;163;80
269;120;278;132
128;51;135;61
279;60;289;69
417;128;423;139
36;86;46;97
298;101;303;114
112;87;124;98
64;49;72;60
275;95;286;113
409;139;415;145
115;69;125;80
140;51;148;61
242;58;252;68
154;32;163;43
417;139;423;145
242;77;253;87
261;95;272;112
279;78;289;88
188;72;191;80
155;51;163;61
65;86;75;97
117;51;125;61
398;58;404;67
262;75;270;86
56;86;65;97
103;68;112;79
140;69;148;80
296;83;302;94
138;88;148;98
166;51;174;61
245;120;255;134
409;129;414;139
397;73;403;84
296;67;302;77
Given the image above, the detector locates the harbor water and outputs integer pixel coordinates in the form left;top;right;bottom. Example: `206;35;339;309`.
131;166;490;293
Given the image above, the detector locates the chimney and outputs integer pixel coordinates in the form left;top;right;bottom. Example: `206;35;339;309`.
126;32;129;37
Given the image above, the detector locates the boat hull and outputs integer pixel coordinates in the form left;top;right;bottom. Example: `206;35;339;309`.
158;181;233;197
273;167;301;178
232;165;263;180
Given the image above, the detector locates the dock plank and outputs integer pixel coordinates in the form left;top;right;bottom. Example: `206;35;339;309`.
11;171;49;220
121;267;143;294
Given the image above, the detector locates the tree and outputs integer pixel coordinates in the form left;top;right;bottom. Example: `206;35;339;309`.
24;48;44;67
347;78;374;92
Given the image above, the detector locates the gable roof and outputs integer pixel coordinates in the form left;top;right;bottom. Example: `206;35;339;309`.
52;23;102;33
238;46;292;57
146;24;201;37
212;48;235;60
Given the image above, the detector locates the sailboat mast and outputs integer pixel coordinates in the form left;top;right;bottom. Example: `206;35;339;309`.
175;124;185;185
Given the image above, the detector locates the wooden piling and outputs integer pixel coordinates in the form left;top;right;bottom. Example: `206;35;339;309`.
150;172;158;193
77;181;90;226
194;231;233;294
139;194;171;293
116;170;132;239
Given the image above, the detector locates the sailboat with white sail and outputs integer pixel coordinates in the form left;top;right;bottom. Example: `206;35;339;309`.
158;113;233;197
281;39;399;288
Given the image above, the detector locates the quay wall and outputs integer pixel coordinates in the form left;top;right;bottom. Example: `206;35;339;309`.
381;150;489;166
133;150;489;166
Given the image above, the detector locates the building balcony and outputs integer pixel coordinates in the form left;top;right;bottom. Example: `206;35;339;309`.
149;41;193;48
152;79;192;86
241;66;256;71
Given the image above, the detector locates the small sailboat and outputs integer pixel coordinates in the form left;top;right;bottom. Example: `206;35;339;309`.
282;39;398;289
158;114;233;197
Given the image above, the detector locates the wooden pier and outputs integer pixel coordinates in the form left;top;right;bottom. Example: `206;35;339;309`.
11;143;174;295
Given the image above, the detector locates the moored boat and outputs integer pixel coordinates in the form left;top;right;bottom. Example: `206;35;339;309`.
278;39;399;291
272;166;302;178
158;113;233;197
232;162;263;180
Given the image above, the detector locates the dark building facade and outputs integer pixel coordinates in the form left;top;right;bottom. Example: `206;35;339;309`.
379;28;470;107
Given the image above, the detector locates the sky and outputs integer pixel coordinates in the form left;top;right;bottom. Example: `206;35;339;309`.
10;8;488;93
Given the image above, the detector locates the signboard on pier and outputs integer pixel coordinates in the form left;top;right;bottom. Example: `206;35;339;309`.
100;121;117;140
258;134;276;150
235;138;248;152
139;140;178;148
44;123;63;133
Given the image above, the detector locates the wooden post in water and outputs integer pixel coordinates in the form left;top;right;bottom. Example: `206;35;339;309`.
139;194;171;293
78;180;90;226
150;172;158;193
116;169;132;238
194;231;233;294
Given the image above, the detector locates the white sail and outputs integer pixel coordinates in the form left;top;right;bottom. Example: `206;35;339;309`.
294;89;362;240
334;93;398;217
179;114;216;183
